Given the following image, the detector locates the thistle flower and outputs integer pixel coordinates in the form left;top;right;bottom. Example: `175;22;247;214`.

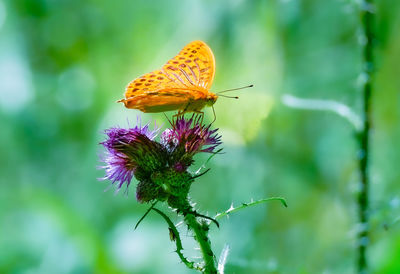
99;115;222;207
162;115;222;171
100;124;162;190
168;115;222;154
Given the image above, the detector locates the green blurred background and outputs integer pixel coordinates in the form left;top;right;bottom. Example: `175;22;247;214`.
1;0;399;273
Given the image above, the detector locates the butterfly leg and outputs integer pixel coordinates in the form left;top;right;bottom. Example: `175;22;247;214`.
173;103;192;119
173;111;185;119
192;111;204;124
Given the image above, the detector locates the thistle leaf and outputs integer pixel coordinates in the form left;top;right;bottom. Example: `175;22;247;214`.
151;207;202;271
215;197;287;220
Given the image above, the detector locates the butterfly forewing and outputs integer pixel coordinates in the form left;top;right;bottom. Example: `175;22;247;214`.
122;40;216;113
161;40;215;90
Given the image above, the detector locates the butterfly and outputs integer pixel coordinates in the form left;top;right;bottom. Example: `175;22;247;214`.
118;40;219;116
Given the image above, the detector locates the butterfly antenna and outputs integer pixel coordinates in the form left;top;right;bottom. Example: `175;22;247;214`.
219;94;239;99
216;84;253;94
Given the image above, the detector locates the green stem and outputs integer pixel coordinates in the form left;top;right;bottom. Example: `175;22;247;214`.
358;1;374;273
184;213;217;274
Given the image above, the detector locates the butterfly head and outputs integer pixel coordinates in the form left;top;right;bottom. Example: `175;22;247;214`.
206;93;218;106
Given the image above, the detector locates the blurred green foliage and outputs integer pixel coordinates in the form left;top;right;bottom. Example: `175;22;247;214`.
1;0;400;273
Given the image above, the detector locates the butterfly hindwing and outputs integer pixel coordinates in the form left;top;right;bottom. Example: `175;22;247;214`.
122;89;196;112
125;69;172;98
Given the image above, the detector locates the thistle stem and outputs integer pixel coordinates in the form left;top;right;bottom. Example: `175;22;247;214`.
184;213;217;274
357;0;374;273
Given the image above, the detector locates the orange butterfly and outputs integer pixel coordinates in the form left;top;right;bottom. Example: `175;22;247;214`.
118;40;218;116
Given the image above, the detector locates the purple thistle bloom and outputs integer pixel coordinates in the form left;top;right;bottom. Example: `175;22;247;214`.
102;124;158;152
160;115;222;172
100;115;222;203
166;115;222;155
100;123;160;191
101;154;135;190
160;128;178;152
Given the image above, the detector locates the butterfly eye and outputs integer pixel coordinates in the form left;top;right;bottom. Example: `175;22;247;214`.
206;95;217;106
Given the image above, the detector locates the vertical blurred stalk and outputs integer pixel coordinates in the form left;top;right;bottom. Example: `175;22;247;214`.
358;0;374;273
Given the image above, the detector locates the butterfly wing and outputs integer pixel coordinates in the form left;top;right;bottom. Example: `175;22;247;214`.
120;41;216;112
122;88;196;112
160;40;215;90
